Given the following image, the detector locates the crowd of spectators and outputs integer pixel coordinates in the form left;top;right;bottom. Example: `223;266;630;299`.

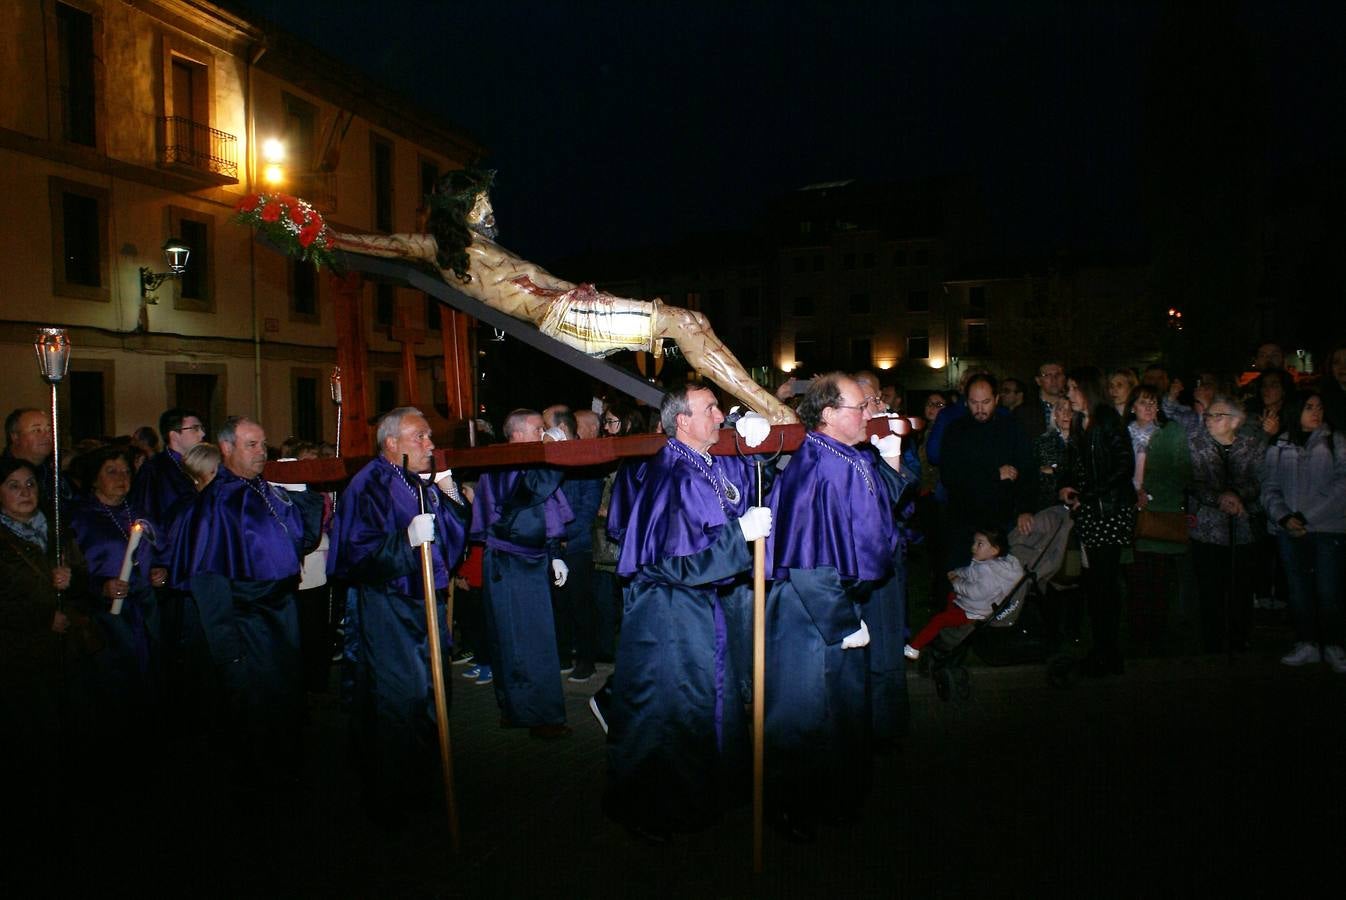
3;338;1343;835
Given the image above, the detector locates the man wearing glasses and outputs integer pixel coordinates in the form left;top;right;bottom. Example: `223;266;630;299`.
763;374;909;840
130;407;206;523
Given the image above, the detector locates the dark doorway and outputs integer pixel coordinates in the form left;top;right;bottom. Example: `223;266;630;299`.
175;373;217;436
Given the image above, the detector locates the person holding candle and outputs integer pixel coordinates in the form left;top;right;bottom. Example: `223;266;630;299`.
69;445;167;752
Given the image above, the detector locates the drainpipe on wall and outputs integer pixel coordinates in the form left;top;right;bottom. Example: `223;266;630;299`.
247;44;267;418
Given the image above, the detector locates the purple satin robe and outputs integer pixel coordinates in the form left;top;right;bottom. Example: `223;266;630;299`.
616;439;754;577
169;467;306;588
469;467;572;557
767;432;897;582
328;456;465;597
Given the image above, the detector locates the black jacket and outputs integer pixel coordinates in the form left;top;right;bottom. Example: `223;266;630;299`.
1062;408;1135;517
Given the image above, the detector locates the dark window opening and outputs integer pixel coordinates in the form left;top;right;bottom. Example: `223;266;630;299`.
175;374;216;436
62;192;100;286
69;371;104;441
420;160;439;205
375;377;397;415
426;294;441;331
968;285;987;311
56;3;95;146
293;376;319;442
292;260;317;317
375;284;394;327
967;322;991;356
908;331;930;360
178;218;208;300
907;290;929;312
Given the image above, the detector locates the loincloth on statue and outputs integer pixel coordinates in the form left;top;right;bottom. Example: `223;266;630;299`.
514;277;662;357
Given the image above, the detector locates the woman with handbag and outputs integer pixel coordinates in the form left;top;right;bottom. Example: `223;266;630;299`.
1261;391;1346;672
1123;384;1192;655
1058;367;1136;676
1187;397;1265;654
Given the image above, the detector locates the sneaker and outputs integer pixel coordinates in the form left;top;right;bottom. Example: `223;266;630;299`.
1324;645;1346;674
461;664;483;680
1280;643;1321;667
559;661;575;675
568;661;596;683
904;644;920;660
588;693;609;734
450;648;475;666
474;664;494;685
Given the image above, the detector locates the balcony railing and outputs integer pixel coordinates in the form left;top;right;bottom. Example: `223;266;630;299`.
157;116;238;180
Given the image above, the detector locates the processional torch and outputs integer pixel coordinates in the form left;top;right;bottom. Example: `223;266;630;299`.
329;366;343;458
34;328;72;606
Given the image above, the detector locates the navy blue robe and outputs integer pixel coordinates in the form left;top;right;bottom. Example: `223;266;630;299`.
469;467;571;727
606;439;755;831
765;432;903;821
169;467;321;783
329;457;468;807
857;444;917;744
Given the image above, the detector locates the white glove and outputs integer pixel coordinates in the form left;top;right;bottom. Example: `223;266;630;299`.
406;513;436;548
869;433;902;459
840;619;870;649
734;411;771;448
552;558;569;586
737;506;773;542
542;427;567;442
434;469;463;504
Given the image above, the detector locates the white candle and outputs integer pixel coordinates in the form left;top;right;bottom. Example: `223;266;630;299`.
112;521;143;616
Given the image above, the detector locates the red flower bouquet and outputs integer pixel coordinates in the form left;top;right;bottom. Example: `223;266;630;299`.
232;193;336;269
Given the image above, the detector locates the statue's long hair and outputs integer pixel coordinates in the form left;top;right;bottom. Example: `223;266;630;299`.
427;168;495;283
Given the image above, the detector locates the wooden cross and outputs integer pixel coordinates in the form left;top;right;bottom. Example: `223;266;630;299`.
391;306;426;406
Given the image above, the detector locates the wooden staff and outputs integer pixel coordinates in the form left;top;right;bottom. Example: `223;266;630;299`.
735;428;783;874
407;455;461;852
752;453;766;874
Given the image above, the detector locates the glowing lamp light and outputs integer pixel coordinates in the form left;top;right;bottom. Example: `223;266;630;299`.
34;328;72;384
780;360;797;373
263;163;284;185
262;138;286;163
928;355;946;369
876;358;896;371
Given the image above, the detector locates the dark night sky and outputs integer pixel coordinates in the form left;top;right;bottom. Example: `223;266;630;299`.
235;1;1345;265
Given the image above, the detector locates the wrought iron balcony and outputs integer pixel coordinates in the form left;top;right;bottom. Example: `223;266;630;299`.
157;116;238;180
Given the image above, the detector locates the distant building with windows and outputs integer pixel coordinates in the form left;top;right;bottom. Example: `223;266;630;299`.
0;0;482;447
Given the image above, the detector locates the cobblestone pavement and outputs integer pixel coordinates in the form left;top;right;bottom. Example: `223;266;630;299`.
23;620;1346;899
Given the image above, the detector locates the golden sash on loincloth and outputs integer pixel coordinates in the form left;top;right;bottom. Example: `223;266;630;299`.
522;280;662;357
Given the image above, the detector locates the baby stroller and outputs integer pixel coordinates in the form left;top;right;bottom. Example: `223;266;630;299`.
923;507;1074;700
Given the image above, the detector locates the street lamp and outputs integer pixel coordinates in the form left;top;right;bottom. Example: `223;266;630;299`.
262;137;285;186
139;237;192;304
33;328;71;601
